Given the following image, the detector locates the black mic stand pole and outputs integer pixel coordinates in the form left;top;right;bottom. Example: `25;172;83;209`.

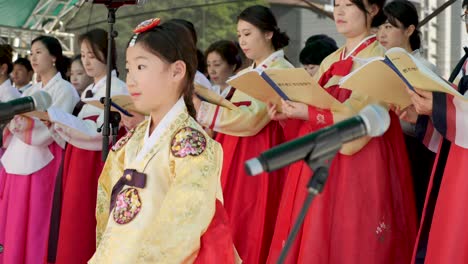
101;5;118;161
277;129;342;264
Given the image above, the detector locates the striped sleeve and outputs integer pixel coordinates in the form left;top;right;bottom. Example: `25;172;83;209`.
430;92;468;149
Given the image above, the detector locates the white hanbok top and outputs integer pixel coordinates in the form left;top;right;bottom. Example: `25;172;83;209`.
1;72;80;175
0;79;20;102
54;72;128;151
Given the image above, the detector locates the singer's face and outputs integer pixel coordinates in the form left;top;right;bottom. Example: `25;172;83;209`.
80;40;107;81
11;64;33;88
333;0;372;37
377;21;412;50
237;20;273;62
125;43;181;114
206;51;235;87
70;60;92;94
30;41;55;76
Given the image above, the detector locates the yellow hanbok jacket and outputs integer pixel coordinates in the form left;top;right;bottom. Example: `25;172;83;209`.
89;98;227;264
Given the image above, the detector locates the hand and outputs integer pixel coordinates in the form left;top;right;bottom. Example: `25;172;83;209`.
407;87;433;116
267;102;288;121
120;111;145;130
281;100;309;121
42;120;52;128
396;105;418;124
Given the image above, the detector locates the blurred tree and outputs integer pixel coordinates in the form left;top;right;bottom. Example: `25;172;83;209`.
66;0;266;78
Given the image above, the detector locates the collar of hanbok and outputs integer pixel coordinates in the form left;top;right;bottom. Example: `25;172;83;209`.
85;70;118;98
135;97;186;162
341;35;376;60
252;49;285;71
211;84;232;98
39;72;63;90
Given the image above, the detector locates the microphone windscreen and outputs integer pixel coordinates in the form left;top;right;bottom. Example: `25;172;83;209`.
359;104;390;137
31;91;52;111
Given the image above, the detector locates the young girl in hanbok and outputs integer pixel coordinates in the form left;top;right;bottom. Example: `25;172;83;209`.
89;18;237;263
267;0;418;263
193;5;294;263
0;36;79;264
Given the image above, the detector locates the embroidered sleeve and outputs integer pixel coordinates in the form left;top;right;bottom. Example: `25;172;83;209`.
137;131;223;263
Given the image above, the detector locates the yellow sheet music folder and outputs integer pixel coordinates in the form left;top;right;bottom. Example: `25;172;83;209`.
83;94;148;115
340;47;467;109
194;84;237;110
227;68;344;112
23;110;50;121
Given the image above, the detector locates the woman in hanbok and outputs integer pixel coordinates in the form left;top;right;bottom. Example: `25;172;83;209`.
406;1;468;262
49;28;128;264
376;0;437;220
0;36;79;264
90;18;238;263
69;54;93;96
267;0;417;263
194;5;294;263
205;40;241;96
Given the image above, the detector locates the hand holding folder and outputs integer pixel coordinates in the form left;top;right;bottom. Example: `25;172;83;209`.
226;68;344;112
339;47;467;109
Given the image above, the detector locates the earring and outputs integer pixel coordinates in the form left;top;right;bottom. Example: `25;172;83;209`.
53;62;56;67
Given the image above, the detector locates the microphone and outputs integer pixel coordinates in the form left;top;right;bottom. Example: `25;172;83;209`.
85;0;146;7
245;104;391;176
0;91;52;123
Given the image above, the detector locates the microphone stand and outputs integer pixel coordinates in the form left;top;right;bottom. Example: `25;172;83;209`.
277;129;342;264
101;5;118;161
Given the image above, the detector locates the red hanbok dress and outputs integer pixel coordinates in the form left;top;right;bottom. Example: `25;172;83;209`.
268;36;418;264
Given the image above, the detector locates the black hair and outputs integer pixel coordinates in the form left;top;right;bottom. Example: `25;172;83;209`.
463;0;468;9
300;35;338;65
205;40;242;72
13;57;33;72
383;0;421;50
129;21;198;119
170;19;198;44
72;54;82;64
79;28;118;73
0;44;14;74
349;0;386;28
197;49;207;75
31;35;67;79
237;5;289;50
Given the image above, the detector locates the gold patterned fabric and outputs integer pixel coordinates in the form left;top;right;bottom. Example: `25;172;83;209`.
90;103;225;264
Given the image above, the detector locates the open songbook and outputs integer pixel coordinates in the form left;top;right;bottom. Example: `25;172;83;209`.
194;84;237;110
340;47;467;109
83;94;147;116
226;68;344;112
23;107;97;138
23;110;50;121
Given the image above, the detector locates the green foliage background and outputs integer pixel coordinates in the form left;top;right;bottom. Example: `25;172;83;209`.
66;0;267;77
